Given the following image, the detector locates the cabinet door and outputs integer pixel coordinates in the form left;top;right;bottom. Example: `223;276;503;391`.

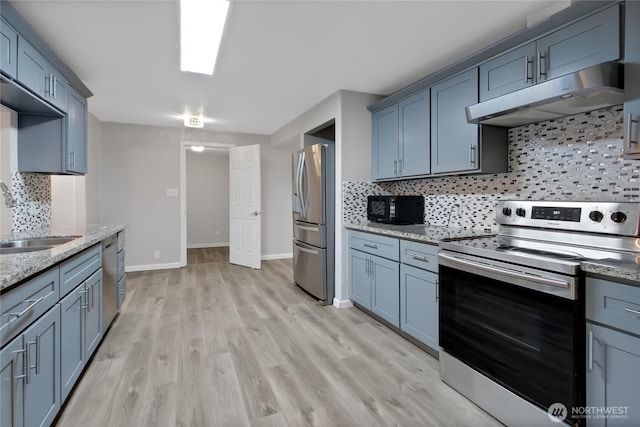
16;36;47;98
399;89;430;177
587;323;640;427
46;66;67;113
400;264;439;350
60;285;85;402
85;269;103;357
371;104;399;180
479;42;536;101
349;249;372;309
66;85;87;174
371;255;400;327
431;68;479;174
23;305;60;427
623;0;640;158
1;337;24;427
537;5;620;82
0;18;18;79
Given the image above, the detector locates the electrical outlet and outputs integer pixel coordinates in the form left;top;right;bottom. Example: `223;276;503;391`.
154;251;160;259
166;188;179;197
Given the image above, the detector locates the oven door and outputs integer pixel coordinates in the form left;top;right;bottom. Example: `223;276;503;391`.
439;251;584;422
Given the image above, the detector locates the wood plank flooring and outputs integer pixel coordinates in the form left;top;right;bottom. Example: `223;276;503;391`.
56;247;501;426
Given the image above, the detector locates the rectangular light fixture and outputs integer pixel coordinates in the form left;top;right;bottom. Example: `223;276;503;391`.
180;0;229;75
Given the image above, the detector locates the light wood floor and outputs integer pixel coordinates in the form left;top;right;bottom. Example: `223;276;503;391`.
56;247;500;426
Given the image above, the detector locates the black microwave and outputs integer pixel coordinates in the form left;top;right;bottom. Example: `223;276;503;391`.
367;195;425;224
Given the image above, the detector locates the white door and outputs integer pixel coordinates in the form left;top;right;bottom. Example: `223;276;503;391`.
229;144;261;269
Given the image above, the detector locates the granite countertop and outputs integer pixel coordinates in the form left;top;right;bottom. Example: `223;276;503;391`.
343;220;496;244
0;223;126;293
344;220;640;285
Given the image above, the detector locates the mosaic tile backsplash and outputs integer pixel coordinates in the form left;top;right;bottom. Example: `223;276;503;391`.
11;172;51;232
343;106;637;229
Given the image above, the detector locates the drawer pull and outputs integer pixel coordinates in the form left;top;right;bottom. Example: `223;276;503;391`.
411;254;429;262
7;297;44;319
588;330;594;371
624;307;640;317
363;243;378;249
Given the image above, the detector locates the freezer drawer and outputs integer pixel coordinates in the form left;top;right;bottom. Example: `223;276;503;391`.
293;240;327;302
293;221;326;248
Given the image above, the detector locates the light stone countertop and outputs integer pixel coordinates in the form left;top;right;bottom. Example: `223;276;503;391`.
344;221;640;286
0;223;126;293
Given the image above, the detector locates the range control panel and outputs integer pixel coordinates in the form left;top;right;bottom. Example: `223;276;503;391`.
496;200;640;236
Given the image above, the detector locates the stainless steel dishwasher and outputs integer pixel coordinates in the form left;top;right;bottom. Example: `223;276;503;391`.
102;235;118;330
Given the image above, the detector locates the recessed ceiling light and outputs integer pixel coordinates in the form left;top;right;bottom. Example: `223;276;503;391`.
191;146;205;152
180;0;229;75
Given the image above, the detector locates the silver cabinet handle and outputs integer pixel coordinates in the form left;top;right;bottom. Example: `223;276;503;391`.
80;288;88;310
91;281;95;310
624;307;640;317
35;334;41;375
524;55;532;83
398;159;403;176
436;279;439;301
588;330;594;370
365;257;370;277
25;341;33;384
52;75;56;99
536;50;546;80
411;254;429;262
7;297;44;319
393;160;397;176
363;243;378;249
469;144;476;166
11;348;27;382
625;113;639;151
70;150;75;169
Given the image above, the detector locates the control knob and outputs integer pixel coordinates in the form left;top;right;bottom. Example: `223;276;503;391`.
611;212;627;223
515;208;526;217
502;207;512;216
588;211;604;222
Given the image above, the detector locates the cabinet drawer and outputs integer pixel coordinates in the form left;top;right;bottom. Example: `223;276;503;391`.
586;277;640;336
348;230;399;261
60;244;102;298
400;240;438;272
0;267;59;347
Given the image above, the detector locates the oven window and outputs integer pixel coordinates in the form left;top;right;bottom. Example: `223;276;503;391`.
439;265;583;418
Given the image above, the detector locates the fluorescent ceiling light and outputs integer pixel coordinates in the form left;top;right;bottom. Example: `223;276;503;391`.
180;0;229;75
184;115;204;128
191;146;205;152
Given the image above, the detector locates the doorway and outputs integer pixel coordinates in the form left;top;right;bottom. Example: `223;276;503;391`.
179;141;234;267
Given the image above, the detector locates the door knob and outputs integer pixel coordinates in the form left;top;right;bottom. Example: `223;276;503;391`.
250;211;261;216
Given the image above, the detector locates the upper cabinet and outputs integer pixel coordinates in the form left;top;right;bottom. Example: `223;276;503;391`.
0;17;18;79
623;0;640;159
431;69;480;175
480;4;620;102
372;89;430;180
17;36;67;113
66;85;87;174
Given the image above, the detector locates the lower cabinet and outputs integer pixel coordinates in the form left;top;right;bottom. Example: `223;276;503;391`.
400;264;439;350
60;268;102;401
1;305;61;427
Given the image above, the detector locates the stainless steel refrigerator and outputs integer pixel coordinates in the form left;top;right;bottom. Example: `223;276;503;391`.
292;143;334;305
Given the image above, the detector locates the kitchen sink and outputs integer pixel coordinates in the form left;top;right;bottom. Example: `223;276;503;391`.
0;236;80;254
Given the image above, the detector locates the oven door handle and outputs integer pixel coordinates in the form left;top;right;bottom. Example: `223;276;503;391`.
438;252;570;289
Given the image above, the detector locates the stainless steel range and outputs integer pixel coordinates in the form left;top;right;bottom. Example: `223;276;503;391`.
438;200;640;427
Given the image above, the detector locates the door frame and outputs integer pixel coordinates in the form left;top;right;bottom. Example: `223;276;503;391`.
179;140;235;267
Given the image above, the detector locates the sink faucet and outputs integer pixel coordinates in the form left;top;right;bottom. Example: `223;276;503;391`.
0;180;17;208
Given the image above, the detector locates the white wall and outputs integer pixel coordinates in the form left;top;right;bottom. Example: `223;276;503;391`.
85;113;102;224
186;149;229;247
51;176;86;230
270;90;382;307
99;122;292;269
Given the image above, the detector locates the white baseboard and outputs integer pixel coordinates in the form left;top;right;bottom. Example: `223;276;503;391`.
261;253;293;261
333;298;354;309
125;262;182;272
187;242;229;249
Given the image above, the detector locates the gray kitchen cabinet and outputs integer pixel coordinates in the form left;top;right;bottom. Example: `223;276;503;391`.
371;89;430;181
399;240;439;351
65;85;87;174
371;255;400;327
17;35;67;113
623;0;640;159
0;17;18;79
22;304;61;427
1;337;24;427
479;4;619;102
349;249;372;309
431;68;480;174
371;103;399;180
586;277;640;426
60;268;102;402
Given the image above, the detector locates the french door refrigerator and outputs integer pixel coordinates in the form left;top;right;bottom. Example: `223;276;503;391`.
292;143;334;305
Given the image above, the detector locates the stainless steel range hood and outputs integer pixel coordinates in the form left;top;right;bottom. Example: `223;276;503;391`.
466;62;623;127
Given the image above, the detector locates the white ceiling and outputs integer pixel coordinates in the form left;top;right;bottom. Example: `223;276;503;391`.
10;0;557;135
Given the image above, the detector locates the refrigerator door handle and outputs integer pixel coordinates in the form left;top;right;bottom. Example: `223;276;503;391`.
294;241;320;255
300;152;307;218
295;153;304;215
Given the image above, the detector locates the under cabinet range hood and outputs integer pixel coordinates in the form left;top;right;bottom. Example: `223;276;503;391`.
466;62;623;127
